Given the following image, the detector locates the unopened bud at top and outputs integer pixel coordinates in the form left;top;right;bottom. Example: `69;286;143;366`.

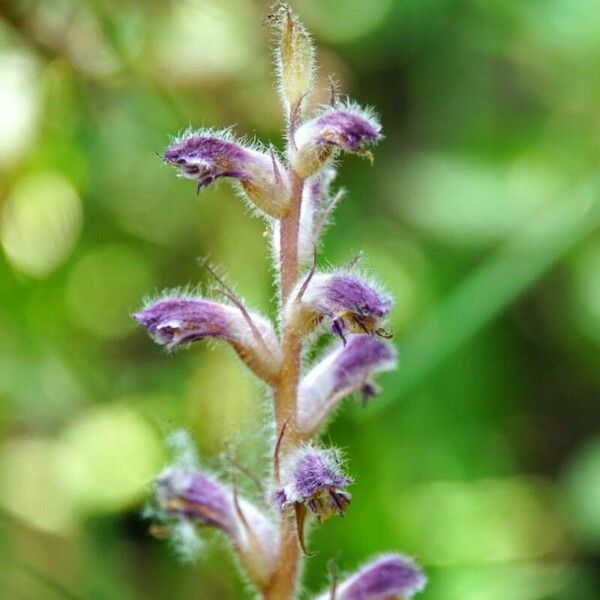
164;130;290;218
314;554;426;600
292;102;382;177
268;2;315;114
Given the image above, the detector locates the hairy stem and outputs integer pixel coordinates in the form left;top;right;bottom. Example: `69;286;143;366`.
262;520;300;600
279;172;304;302
274;170;305;452
264;170;305;600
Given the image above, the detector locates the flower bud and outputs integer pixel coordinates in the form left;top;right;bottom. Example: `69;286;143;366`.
134;294;281;383
285;271;393;342
164;130;290;218
292;102;382;177
315;554;426;600
297;336;397;436
268;3;315;114
274;446;351;523
152;466;278;585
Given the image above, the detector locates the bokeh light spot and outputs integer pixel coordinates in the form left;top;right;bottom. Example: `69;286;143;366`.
393;478;565;565
0;437;77;535
66;244;153;338
395;154;559;247
0;51;39;165
298;0;394;42
1;171;82;278
153;0;259;83
58;404;164;513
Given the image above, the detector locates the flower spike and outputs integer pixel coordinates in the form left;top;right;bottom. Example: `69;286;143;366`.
292;102;382;177
286;270;393;342
133;294;281;383
314;554;427;600
138;5;425;597
164;130;290;217
298;336;397;436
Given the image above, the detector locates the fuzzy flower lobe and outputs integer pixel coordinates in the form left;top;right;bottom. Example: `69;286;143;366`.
275;447;351;523
287;271;393;341
293;103;382;177
164;131;290;217
315;554;426;600
298;336;397;435
134;295;281;383
153;466;278;584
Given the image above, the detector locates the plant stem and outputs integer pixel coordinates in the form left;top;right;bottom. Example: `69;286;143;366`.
275;170;305;453
264;170;304;600
262;521;300;600
279;172;304;303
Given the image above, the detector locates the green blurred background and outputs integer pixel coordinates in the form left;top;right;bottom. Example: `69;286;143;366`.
1;0;599;598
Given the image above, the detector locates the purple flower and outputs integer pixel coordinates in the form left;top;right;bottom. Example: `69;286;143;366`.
153;466;279;584
292;102;382;177
286;271;393;342
133;294;281;383
164;130;290;217
275;447;351;522
297;336;397;436
315;554;426;600
156;468;237;536
304;168;337;209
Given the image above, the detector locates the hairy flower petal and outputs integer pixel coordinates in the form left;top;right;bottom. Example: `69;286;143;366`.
156;468;237;536
153;466;278;584
271;168;338;268
274;447;351;522
315;554;426;600
134;295;281;383
286;271;393;340
293;103;382;177
298;336;397;435
164;131;290;217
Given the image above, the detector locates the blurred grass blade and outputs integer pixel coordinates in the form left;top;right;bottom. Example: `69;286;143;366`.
12;560;83;600
0;511;83;600
371;174;600;415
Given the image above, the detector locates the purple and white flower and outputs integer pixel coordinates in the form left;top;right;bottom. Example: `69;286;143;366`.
155;467;237;537
274;446;351;522
133;294;281;383
164;130;290;217
297;336;397;436
286;271;393;342
153;466;278;584
271;168;339;268
292;102;382;177
315;554;426;600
